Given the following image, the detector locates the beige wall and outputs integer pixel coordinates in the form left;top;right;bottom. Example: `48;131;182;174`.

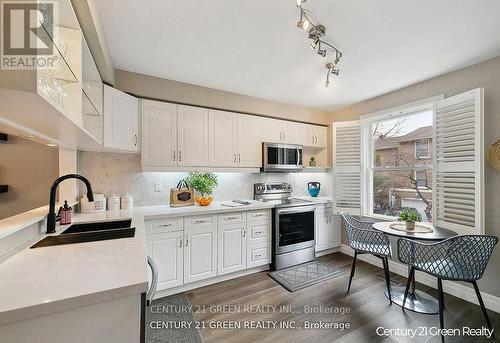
115;70;329;125
330;56;500;297
0;136;59;219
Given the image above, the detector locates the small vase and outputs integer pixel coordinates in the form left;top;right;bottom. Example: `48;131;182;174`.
406;221;415;231
195;195;213;206
309;160;317;167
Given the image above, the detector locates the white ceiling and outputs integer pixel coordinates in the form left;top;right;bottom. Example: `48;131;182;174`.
96;0;500;111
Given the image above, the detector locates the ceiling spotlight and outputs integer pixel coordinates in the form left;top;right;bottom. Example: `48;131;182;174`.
296;0;309;5
310;38;319;49
317;49;326;57
296;12;310;30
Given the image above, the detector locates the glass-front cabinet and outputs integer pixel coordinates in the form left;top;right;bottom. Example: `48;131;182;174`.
82;39;103;143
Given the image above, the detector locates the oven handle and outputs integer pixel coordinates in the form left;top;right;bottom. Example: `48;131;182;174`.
296;148;300;166
146;256;158;306
276;205;315;215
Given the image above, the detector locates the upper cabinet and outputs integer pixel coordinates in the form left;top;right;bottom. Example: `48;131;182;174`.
141;99;327;171
0;0;104;150
142;100;209;168
262;118;318;146
81;39;103;143
304;124;327;148
103;85;140;152
208;110;262;168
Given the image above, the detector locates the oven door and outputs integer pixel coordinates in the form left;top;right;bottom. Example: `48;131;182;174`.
263;143;303;172
275;205;315;254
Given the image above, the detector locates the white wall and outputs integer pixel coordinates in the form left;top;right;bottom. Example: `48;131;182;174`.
78;151;331;206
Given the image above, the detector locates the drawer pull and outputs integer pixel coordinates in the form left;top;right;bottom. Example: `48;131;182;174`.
225;216;239;220
159;224;172;228
254;254;262;258
255;231;263;235
252;213;264;217
194;220;208;224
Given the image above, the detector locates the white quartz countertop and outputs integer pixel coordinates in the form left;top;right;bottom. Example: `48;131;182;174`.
136;200;275;219
0;201;275;325
0;210;147;326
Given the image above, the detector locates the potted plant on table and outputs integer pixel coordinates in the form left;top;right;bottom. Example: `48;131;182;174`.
397;209;422;231
185;172;218;206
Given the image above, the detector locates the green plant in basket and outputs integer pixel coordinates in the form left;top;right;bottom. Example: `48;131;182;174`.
185;172;218;206
397;209;422;230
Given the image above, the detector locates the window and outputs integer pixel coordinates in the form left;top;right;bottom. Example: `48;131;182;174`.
415;139;430;158
363;106;434;222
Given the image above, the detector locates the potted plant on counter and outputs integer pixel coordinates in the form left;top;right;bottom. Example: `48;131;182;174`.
185;172;218;206
397;209;422;230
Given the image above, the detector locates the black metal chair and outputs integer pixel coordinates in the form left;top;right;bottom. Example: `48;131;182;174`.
398;235;498;341
341;212;393;303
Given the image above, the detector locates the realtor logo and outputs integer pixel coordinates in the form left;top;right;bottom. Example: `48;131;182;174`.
1;0;57;69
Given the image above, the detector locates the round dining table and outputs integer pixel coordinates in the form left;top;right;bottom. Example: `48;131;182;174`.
372;221;457;314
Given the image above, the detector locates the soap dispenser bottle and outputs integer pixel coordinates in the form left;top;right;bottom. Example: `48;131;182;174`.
59;201;73;225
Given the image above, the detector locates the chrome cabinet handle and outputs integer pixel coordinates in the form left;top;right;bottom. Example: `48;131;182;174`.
280;132;283;141
159;224;172;228
238;153;241;163
194;219;208;224
173;150;176;162
179;150;182;162
255;253;262;258
134;134;138;146
185;235;189;246
178;239;182;248
234;153;236;163
243;229;246;237
312;135;315;144
255;231;263;235
283;132;286;141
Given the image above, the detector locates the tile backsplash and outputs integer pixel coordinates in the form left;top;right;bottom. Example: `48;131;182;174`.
78;152;331;207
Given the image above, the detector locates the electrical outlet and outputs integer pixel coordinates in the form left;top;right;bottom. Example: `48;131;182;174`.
154;180;162;192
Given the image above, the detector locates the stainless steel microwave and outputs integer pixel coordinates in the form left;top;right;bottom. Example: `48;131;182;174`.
262;143;303;172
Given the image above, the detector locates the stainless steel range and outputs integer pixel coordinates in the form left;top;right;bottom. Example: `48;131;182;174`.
254;182;316;270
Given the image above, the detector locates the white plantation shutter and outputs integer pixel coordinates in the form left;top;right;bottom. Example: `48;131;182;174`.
433;88;484;234
333;121;361;215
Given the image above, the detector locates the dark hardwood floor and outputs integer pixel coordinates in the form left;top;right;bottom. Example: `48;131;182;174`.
186;252;499;343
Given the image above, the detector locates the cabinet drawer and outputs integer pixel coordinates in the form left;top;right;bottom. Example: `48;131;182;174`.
218;211;246;225
185;214;217;229
247;242;270;268
146;217;183;233
247;210;271;222
247;221;270;242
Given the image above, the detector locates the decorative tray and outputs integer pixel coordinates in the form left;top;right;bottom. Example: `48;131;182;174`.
389;223;433;233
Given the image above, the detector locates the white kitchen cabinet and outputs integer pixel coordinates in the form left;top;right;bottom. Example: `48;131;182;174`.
218;224;247;275
177;105;209;166
142;101;208;167
304;124;328;148
184;225;217;283
148;232;183;290
315;203;339;252
262;117;283;143
315;214;328;252
103;85;140;152
262;118;304;145
209;109;238;166
237;114;262;167
142;100;177;166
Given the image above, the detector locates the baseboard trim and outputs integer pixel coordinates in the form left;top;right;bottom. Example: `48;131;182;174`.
339;244;500;313
153;265;269;299
315;245;341;257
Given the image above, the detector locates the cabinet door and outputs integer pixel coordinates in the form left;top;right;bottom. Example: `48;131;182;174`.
148;232;183;290
178;105;209;166
304;124;316;147
184;226;217;283
315;126;328;148
209;110;238;166
262;117;283;143
103;85;139;152
328;214;341;248
315;213;328;252
218;224;247;275
237;114;262;167
141;100;177;166
282;121;304;144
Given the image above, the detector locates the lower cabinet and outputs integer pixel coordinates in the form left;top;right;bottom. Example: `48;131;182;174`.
184;225;218;283
148;231;183;290
315;203;341;252
218;224;247;275
146;210;271;293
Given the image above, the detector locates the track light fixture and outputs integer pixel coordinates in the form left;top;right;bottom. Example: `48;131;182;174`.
295;1;343;87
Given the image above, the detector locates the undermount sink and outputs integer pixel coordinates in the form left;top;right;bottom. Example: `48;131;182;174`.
30;219;135;249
